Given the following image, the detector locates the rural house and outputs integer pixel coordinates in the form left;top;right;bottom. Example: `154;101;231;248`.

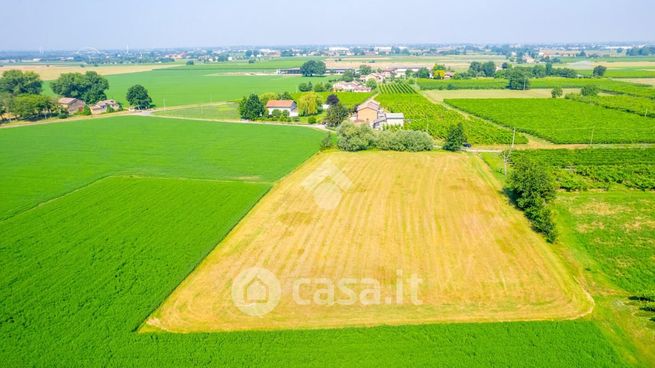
333;81;372;93
91;99;120;115
57;97;85;114
266;100;298;117
355;100;381;123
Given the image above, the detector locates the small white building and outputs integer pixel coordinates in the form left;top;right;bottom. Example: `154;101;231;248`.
91;99;120;115
266;100;298;117
333;81;372;93
372;113;405;130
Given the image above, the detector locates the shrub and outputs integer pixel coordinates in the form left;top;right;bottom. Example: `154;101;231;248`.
308;116;317;124
376;130;433;152
337;122;375;151
581;85;599;97
320;133;335;150
551;87;563;98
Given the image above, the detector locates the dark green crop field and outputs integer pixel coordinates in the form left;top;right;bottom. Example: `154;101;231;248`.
446;98;655;144
0;115;325;219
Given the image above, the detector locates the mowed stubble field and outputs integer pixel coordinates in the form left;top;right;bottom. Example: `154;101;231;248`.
147;151;592;332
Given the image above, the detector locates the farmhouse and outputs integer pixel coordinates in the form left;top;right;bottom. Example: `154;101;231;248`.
356;100;381;123
91;99;120;115
266;99;298;117
57;97;85;114
333;81;372;93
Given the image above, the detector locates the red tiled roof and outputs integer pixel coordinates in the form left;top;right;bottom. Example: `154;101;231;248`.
266;100;295;108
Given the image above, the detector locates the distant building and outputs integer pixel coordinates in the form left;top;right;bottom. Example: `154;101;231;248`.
91;99;120;115
333;81;372;93
57;97;85;114
266;100;298;117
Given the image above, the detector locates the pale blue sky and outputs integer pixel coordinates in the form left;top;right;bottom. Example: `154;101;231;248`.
2;0;654;50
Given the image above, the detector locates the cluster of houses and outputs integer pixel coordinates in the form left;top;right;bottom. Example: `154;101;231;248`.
264;98;404;130
58;97;121;115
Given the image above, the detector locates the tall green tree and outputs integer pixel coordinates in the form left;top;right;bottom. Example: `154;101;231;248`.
324;103;349;127
482;61;496;77
126;84;153;109
8;94;54;120
359;65;372;75
51;71;109;104
238;94;265;120
0;70;42;95
507;68;530;90
592;65;607;77
443;123;467;151
551;87;563;98
300;60;326;77
297;92;322;116
507;157;557;242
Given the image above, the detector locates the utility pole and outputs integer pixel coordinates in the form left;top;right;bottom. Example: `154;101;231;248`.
510;127;516;152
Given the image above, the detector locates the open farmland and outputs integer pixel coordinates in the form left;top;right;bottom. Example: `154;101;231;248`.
446;98;655;144
556;191;655;294
376;93;527;144
423;88;580;101
148;151;591;332
379;82;417;94
418;77;655;98
510;148;655;190
0;62;180;80
566;94;655;118
0;115;325;219
418;78;508;90
153;102;241;120
0;117;628;367
44;67;328;107
291;91;373;109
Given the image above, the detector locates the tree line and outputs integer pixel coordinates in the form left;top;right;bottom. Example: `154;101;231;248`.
0;69;154;123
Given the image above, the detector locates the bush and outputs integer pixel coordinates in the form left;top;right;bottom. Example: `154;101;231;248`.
308;116;317;124
581;85;599;97
376;130;433;152
81;105;91;116
337;122;376;151
320;133;335;150
551;87;563;98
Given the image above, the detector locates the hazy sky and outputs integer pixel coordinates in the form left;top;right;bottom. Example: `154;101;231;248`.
2;0;654;50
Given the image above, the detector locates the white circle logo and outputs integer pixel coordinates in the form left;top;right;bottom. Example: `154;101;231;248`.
231;267;281;317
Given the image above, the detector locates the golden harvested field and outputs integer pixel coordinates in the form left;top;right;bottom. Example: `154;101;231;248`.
0;63;178;80
144;151;591;332
422;88;581;102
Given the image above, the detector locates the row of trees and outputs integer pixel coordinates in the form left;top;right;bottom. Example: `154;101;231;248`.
0;70;58;121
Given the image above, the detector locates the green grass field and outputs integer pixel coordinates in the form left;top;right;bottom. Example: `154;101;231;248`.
446;98;655;144
153;102;241;120
45;67;328;107
0;115;631;367
556;191;655;294
0;115;325;220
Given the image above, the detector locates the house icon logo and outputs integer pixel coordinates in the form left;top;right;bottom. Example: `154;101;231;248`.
231;267;281;317
301;159;352;210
